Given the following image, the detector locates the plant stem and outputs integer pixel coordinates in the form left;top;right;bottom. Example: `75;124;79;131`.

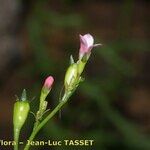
14;128;20;150
24;92;71;150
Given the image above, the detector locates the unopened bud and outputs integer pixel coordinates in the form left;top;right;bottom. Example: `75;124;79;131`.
38;76;54;120
13;98;30;130
43;76;54;91
41;76;54;103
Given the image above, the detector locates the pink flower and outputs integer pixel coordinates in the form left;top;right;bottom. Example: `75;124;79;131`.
79;33;101;59
43;76;54;90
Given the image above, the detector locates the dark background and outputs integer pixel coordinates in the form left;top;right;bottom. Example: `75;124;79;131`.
0;0;150;150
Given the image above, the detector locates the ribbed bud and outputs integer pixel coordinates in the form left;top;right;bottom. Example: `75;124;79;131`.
64;63;78;91
13;101;30;130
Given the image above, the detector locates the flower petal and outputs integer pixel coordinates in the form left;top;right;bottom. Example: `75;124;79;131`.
83;34;94;48
43;76;54;90
79;34;89;54
93;43;102;47
79;34;88;47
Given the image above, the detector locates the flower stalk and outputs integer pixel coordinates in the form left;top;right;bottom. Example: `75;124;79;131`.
24;90;73;150
12;33;100;150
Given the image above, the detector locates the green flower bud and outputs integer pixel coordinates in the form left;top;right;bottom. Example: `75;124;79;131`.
64;63;78;91
13;90;30;150
13;100;30;130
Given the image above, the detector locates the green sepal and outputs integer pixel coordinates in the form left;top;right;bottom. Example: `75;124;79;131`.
81;53;91;62
21;89;27;101
77;60;86;75
70;55;75;64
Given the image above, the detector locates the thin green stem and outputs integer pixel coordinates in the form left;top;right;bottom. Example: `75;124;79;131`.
24;92;71;150
14;128;20;150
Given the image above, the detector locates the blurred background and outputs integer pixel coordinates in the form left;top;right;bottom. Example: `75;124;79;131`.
0;0;150;150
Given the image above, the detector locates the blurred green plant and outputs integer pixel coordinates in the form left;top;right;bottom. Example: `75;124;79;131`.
22;0;150;150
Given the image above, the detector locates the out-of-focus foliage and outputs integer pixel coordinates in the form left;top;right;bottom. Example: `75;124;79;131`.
23;0;150;150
